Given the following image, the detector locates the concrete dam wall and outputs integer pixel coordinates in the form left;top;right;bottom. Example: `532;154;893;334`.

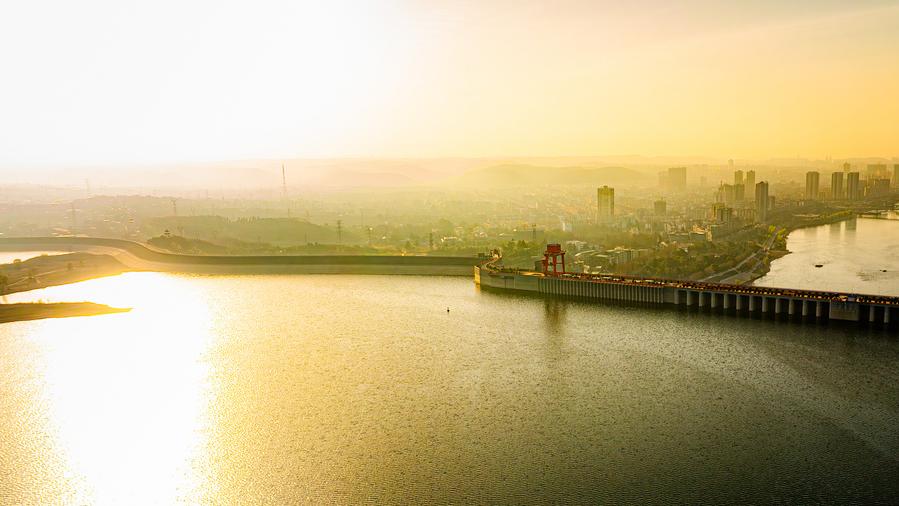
476;262;898;329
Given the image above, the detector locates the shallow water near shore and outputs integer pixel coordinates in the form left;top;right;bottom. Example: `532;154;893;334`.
2;273;898;504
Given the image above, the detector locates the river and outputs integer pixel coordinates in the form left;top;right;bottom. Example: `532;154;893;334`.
1;273;898;504
754;214;899;296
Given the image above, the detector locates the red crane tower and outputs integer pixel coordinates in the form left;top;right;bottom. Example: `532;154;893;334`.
541;243;566;276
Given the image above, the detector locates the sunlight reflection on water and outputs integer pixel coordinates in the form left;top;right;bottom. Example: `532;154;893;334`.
1;273;898;504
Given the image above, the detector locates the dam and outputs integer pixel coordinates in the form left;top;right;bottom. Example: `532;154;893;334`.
3;237;896;328
0;237;482;275
475;246;898;329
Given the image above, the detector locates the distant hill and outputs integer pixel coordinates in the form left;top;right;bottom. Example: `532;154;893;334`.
144;216;357;245
454;164;650;187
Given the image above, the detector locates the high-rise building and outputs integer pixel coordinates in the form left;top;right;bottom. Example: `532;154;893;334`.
597;186;614;223
831;172;844;200
717;183;735;206
867;164;888;180
744;170;755;193
734;170;744;186
755;181;769;223
870;178;891;197
734;183;745;203
714;204;734;224
653;199;666;216
847;172;861;200
893;164;899;188
805;171;820;200
668;167;687;191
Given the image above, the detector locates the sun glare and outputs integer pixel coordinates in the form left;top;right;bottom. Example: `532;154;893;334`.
12;274;214;504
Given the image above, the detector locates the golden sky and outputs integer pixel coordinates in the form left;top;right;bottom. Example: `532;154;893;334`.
1;0;897;168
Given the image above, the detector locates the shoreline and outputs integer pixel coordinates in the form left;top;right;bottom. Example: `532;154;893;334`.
0;302;130;324
724;213;861;287
751;213;899;296
0;237;481;276
0;252;129;297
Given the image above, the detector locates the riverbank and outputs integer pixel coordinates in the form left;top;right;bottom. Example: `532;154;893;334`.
0;302;130;324
718;212;861;286
736;212;876;286
0;252;129;296
0;237;482;275
753;213;899;296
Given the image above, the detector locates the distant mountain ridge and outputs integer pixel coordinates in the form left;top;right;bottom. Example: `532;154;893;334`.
455;164;650;187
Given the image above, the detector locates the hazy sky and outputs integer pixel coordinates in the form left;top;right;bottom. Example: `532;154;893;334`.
1;0;898;169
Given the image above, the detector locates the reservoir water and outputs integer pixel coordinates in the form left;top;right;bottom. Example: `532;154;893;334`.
2;273;898;504
754;215;899;296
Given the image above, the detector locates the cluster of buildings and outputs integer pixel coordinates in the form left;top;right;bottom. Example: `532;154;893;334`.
598;162;899;236
586;171;771;272
712;169;773;225
581;161;898;273
598;166;775;234
571;245;656;273
804;163;899;201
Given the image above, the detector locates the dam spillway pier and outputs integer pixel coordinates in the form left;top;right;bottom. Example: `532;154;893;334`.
475;247;898;330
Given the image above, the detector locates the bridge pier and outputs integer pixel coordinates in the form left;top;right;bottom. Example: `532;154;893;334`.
886;307;891;325
869;305;876;323
735;295;742;311
723;294;730;310
775;298;783;316
710;293;718;309
761;297;769;314
816;301;823;319
748;296;756;312
698;292;706;308
686;290;694;306
788;299;795;317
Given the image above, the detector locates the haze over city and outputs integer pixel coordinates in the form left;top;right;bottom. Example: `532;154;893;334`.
2;1;899;504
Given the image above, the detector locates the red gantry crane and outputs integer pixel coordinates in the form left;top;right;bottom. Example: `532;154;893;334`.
541;243;566;276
